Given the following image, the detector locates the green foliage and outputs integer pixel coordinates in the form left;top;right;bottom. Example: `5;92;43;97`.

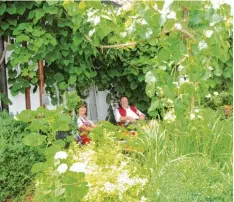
1;1;231;117
33;123;148;202
0;111;43;201
16;107;84;201
17;107;72;146
129;109;232;201
0;92;12;105
156;157;232;202
203;90;233;109
64;90;81;112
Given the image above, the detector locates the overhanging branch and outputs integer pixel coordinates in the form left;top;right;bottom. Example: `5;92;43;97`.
83;27;195;50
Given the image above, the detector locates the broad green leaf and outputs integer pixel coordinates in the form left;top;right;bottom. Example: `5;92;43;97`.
34;38;44;47
0;3;6;15
74;67;82;75
34;8;45;24
22;133;46;147
59;82;68;90
50;37;57;46
69;75;77;85
158;48;171;62
6;4;16;14
31;162;45;173
97;22;112;40
55;73;65;82
148;99;161;112
130;67;139;76
146;82;156;98
31;28;45;37
73;33;83;46
65;2;80;16
77;182;89;199
16;2;26;15
44;144;62;158
17;110;36;122
7;19;17;26
66;135;75;142
72;15;82;32
84;71;90;78
52;114;71;131
54;140;66;148
1;23;9;31
137;74;145;82
15;34;30;42
44;6;58;14
130;81;138;90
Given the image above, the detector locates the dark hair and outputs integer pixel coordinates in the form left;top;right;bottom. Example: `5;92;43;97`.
120;96;128;101
76;102;88;115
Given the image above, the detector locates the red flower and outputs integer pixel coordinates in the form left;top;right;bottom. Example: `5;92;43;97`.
80;134;91;145
131;131;136;136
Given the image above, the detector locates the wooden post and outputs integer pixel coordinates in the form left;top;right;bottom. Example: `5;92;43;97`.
0;36;9;111
38;60;45;107
22;42;31;109
25;87;31;109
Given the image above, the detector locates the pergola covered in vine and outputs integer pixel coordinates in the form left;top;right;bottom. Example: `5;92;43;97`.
0;0;232;118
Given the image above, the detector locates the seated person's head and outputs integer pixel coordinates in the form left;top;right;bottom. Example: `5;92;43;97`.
77;103;87;117
120;96;129;109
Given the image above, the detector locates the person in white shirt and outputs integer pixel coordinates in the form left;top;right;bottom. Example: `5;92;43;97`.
114;96;145;126
77;104;96;133
76;103;97;145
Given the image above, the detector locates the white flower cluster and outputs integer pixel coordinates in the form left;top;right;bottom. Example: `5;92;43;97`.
70;162;87;173
174;23;182;30
206;91;219;98
198;40;208;50
100;171;148;194
205;30;214;38
190;108;203;120
54;151;68;160
87;9;100;26
66;141;148;201
167;11;176;19
57;163;68;174
145;28;153;39
54;151;88;174
164;110;176;122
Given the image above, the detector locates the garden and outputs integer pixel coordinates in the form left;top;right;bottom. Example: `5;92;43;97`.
0;0;233;202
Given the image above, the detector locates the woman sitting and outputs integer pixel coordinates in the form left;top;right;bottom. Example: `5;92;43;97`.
77;103;96;144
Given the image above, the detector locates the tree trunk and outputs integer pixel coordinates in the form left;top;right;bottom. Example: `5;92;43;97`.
22;41;31;109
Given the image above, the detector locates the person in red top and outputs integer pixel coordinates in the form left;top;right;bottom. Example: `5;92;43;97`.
114;96;145;126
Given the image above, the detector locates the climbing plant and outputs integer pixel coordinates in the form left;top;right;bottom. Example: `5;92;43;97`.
0;0;232;118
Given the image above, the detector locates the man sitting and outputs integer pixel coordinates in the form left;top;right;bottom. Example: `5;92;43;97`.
114;96;145;126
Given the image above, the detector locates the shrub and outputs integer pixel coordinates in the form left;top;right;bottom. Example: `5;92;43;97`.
131;108;232;201
0;111;43;201
156;157;232;202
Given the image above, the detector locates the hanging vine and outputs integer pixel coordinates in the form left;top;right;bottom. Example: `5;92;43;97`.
0;0;232;118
